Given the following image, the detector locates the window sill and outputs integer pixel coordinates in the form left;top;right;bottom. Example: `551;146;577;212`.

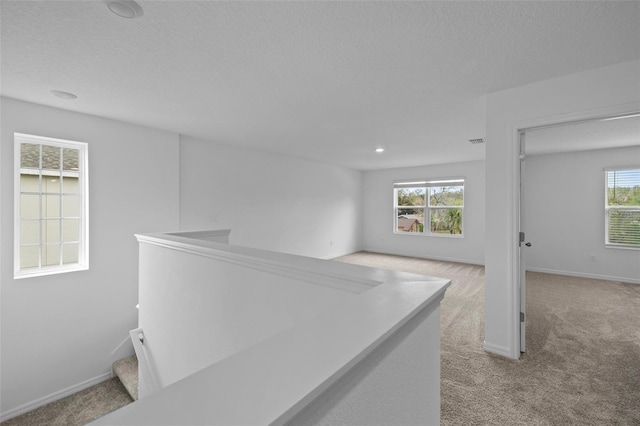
393;232;464;239
605;243;640;251
14;263;89;280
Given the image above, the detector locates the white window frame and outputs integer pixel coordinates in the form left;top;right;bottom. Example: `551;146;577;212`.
393;178;464;238
604;166;640;250
14;133;89;279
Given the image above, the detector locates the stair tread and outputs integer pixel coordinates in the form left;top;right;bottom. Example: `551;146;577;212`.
113;355;138;401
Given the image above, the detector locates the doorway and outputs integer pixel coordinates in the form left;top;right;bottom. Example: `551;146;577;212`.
518;112;640;353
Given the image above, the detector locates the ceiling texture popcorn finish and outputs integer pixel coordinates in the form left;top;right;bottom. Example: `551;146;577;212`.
1;1;639;170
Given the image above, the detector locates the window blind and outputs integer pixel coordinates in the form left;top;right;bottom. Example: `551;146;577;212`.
605;168;640;247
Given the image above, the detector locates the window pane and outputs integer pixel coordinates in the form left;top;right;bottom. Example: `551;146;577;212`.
21;221;40;244
607;170;640;207
63;176;79;193
62;243;79;264
63;148;79;171
42;244;60;266
608;209;640;246
42;195;61;219
63;219;79;242
42;175;61;193
397;208;424;232
20;143;40;168
15;135;88;277
41;145;60;171
21;174;39;192
20;246;40;269
62;195;79;217
43;220;60;243
430;208;463;235
21;195;40;219
429;186;464;207
397;188;426;206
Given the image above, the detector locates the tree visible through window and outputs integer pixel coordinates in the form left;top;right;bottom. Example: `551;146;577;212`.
605;168;640;248
394;179;464;236
14;133;89;278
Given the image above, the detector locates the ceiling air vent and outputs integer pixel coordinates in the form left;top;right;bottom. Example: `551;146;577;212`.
468;138;485;144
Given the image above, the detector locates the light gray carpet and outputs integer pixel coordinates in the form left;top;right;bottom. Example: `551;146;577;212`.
112;355;139;401
1;378;132;426
334;251;640;425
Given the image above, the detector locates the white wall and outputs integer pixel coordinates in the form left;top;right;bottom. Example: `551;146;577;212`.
524;146;640;283
0;98;180;419
287;302;441;426
137;238;362;390
179;135;362;259
485;60;640;359
361;160;485;265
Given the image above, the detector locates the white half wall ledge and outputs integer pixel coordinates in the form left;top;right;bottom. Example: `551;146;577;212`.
166;228;231;243
135;231;381;294
91;230;451;425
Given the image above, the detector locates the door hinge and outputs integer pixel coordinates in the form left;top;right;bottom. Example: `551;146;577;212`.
520;312;525;322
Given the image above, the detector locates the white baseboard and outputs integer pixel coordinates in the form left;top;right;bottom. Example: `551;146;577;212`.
358;248;485;266
0;371;112;422
483;341;518;359
526;267;640;285
320;249;363;260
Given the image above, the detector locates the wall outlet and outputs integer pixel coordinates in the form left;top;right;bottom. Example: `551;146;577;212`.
589;254;597;262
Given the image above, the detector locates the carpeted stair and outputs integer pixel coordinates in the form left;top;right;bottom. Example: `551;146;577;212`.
112;355;138;401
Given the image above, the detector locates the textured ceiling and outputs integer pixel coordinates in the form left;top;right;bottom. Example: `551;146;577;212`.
1;1;639;170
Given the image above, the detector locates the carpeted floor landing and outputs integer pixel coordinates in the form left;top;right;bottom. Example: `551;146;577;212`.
1;378;132;426
334;251;640;425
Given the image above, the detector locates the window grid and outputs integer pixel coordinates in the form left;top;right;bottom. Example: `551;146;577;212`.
15;133;88;278
393;179;464;237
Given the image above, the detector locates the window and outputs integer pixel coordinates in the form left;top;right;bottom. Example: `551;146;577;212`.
14;133;89;278
605;167;639;248
394;179;464;237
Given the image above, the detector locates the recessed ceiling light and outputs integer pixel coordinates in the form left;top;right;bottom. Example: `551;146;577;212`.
107;0;144;19
51;90;77;100
375;148;385;153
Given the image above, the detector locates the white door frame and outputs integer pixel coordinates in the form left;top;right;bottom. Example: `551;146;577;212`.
512;102;640;356
518;131;527;353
